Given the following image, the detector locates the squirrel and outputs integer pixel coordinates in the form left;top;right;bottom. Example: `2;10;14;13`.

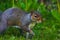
0;7;42;36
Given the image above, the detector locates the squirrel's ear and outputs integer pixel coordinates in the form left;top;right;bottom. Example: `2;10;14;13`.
30;10;34;15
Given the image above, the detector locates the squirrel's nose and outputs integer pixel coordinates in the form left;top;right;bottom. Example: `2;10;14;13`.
37;17;43;23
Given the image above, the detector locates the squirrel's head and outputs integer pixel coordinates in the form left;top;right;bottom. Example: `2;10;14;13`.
30;11;42;23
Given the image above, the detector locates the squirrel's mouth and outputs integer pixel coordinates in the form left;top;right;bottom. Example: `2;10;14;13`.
37;20;42;23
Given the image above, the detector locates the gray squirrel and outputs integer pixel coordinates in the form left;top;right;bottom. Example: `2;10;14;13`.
0;7;42;39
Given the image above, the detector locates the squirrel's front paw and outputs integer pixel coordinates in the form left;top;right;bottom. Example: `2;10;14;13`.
29;31;35;39
30;30;35;36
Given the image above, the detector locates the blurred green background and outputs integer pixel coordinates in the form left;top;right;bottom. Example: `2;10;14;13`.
0;0;60;40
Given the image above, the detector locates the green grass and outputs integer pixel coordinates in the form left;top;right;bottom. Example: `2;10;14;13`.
0;0;60;40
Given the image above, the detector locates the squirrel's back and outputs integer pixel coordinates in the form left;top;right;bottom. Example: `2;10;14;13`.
1;7;29;26
2;8;27;17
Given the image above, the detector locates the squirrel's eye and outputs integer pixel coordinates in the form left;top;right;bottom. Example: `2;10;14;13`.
34;15;37;17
